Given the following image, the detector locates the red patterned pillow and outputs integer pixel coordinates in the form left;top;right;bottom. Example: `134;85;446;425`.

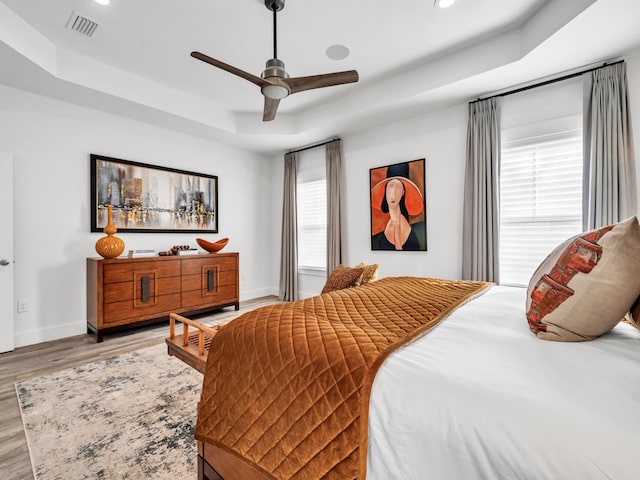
526;216;640;341
321;265;365;294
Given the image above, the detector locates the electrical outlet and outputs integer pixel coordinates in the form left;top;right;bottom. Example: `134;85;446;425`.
17;300;28;313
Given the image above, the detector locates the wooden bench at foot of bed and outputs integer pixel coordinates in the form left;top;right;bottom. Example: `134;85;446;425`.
165;313;220;374
166;313;269;480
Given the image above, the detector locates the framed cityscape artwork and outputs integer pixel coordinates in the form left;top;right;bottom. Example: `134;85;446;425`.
370;158;427;251
90;154;218;233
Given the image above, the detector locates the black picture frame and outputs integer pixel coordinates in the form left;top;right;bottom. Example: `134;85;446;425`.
90;154;218;233
370;158;427;251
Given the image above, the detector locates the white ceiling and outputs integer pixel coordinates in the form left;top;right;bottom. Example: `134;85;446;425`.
1;0;639;154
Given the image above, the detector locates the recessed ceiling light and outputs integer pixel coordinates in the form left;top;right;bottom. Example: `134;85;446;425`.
326;44;350;61
435;0;456;8
94;0;110;5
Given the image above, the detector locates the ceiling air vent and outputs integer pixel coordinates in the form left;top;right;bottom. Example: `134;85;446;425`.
66;11;99;37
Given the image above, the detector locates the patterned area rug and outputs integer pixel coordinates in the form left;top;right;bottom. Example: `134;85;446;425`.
16;344;202;480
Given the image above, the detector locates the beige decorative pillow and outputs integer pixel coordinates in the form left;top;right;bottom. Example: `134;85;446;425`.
321;265;364;294
526;216;640;341
354;263;379;285
623;297;640;330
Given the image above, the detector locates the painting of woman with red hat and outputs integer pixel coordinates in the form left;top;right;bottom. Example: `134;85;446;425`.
370;159;427;251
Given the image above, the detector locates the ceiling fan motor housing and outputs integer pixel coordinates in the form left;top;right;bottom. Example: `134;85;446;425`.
262;58;288;79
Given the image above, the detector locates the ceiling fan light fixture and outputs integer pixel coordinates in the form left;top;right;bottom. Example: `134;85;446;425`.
94;0;110;5
262;84;289;100
435;0;456;8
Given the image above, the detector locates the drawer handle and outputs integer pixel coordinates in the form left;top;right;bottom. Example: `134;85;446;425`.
141;276;150;302
207;270;215;291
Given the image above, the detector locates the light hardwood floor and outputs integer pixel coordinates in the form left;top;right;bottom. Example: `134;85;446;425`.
0;297;281;480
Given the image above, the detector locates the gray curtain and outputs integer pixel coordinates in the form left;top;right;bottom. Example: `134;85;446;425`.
462;97;501;282
583;62;637;229
279;152;298;301
326;140;344;273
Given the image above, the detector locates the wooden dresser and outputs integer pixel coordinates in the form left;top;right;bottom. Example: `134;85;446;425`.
87;252;239;342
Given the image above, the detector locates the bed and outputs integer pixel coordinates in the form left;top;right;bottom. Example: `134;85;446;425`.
367;284;640;479
167;273;640;480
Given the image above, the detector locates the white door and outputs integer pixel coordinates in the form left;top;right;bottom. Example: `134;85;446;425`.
0;153;14;353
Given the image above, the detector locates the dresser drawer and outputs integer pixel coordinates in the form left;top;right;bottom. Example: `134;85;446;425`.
181;255;239;309
181;284;238;309
181;269;237;293
103;293;182;325
180;255;237;276
103;259;180;283
103;276;181;304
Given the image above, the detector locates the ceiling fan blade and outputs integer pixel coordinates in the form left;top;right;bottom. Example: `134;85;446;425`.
191;51;268;88
286;70;359;94
263;97;280;122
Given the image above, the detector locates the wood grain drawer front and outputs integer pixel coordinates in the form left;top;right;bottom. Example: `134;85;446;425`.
181;256;238;309
102;275;181;304
103;293;181;325
182;284;238;309
180;255;236;276
102;268;181;325
181;269;237;293
103;260;180;284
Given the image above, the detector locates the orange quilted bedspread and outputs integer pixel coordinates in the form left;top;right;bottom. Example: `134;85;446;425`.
195;276;491;479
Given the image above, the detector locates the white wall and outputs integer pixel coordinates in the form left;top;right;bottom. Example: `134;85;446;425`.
0;85;277;347
342;105;468;281
501;76;582;136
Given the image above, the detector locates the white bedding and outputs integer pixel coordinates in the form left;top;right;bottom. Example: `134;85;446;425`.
368;285;640;480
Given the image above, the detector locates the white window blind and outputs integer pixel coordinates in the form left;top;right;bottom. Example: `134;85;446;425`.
499;129;583;286
297;177;326;271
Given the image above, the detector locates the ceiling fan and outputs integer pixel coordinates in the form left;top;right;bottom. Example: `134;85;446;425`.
191;0;359;122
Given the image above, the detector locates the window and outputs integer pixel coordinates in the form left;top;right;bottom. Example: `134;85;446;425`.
295;147;327;275
499;129;583;286
297;172;326;272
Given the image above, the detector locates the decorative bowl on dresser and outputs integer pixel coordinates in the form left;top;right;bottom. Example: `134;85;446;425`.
196;237;229;253
86;252;239;342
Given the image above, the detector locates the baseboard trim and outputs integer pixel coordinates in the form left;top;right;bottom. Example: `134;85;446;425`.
14;321;86;348
241;287;279;300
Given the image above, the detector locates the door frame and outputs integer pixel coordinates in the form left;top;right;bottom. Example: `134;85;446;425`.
0;152;14;353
